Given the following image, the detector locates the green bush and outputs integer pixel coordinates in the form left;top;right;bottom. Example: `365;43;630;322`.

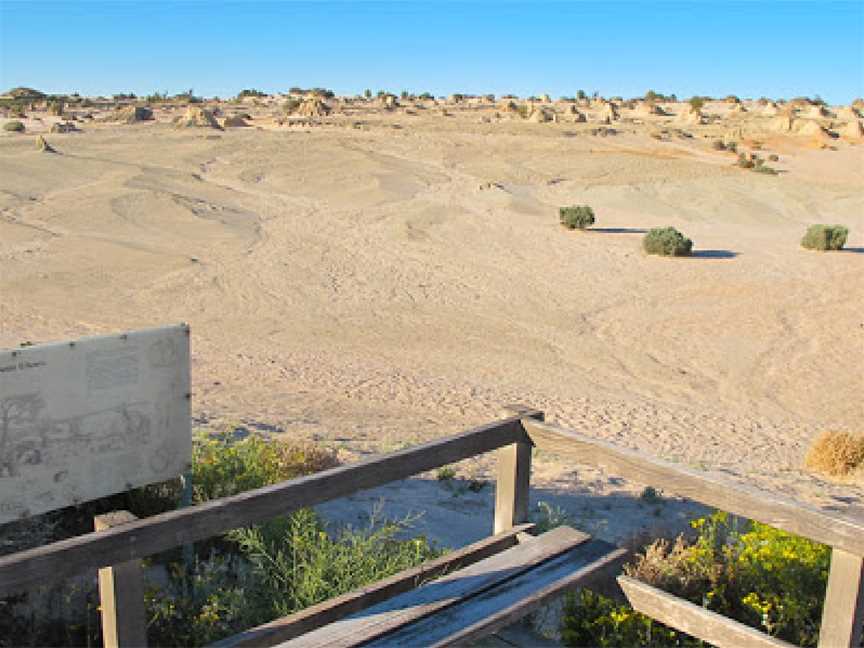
559;205;596;230
147;509;440;646
562;511;832;647
562;588;694;647
643;227;692;256
801;224;849;251
3;121;25;132
191;430;338;503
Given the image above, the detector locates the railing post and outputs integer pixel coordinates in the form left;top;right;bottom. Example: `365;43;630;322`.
494;406;543;534
94;511;148;648
818;548;864;648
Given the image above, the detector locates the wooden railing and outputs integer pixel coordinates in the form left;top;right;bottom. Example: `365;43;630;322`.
0;407;861;647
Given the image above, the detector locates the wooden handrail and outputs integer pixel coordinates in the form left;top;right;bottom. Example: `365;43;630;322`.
522;419;864;556
0;414;529;595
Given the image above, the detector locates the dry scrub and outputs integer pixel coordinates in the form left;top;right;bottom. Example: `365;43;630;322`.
804;431;864;480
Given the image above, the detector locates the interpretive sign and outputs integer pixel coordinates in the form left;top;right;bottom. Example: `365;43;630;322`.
0;324;191;523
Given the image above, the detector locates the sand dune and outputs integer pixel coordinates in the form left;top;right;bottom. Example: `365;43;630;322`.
1;101;862;533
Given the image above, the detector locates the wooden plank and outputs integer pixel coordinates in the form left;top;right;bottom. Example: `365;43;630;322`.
523;419;864;555
618;576;795;648
818;549;864;648
94;511;148;648
0;415;529;595
278;526;590;648
369;540;626;648
494;407;543;535
210;524;536;648
493;442;532;534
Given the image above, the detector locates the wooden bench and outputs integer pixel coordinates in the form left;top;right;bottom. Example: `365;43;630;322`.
214;525;625;648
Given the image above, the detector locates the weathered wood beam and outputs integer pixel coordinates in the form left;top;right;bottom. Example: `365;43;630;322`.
618;576;796;648
818;548;864;648
523;419;864;555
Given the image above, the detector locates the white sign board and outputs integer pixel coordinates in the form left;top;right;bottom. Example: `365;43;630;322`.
0;324;191;523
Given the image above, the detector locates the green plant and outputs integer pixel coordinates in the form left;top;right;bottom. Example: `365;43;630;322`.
561;588;694;647
436;465;456;481
639;486;662;505
624;512;831;645
563;511;833;647
192;430;338;503
531;501;572;533
642;227;693;256
231;507;441;620
559;205;596;230
801;224;849;251
3;121;25;132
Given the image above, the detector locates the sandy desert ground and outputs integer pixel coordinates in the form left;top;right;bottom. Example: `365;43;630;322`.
1;96;862;546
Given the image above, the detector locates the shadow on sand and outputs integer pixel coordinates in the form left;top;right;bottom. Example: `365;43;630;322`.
589;227;649;234
840;247;864;255
690;249;738;259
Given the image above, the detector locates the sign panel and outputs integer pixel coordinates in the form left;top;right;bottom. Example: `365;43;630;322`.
0;324;191;523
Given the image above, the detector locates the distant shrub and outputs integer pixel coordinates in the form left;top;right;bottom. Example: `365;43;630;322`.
768;154;779;162
688;96;707;111
3;120;25;132
712;139;727;150
800;224;849;251
643;227;692;256
559;205;596;230
283;98;301;113
752;162;778;175
737;153;755;169
805;431;864;478
726;140;737;152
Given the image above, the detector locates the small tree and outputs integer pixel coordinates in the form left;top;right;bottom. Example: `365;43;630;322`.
364;89;372;99
559;205;596;230
643;227;693;256
689;96;706;112
801;225;849;251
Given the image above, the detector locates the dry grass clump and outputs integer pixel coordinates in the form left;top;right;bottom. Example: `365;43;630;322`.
804;431;864;480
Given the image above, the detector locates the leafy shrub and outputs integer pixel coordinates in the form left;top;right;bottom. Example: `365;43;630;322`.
563;512;832;647
192;430;338;503
805;431;864;478
801;224;849;251
559;205;596;230
642;227;692;256
768;154;779;162
712;139;727;150
3;121;24;132
561;589;693;647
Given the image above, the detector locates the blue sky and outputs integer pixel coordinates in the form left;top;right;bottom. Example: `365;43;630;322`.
1;1;862;103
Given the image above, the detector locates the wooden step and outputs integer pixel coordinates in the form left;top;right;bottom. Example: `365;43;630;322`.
277;526;624;648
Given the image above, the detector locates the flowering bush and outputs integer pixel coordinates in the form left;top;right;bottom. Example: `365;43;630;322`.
563;511;831;647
